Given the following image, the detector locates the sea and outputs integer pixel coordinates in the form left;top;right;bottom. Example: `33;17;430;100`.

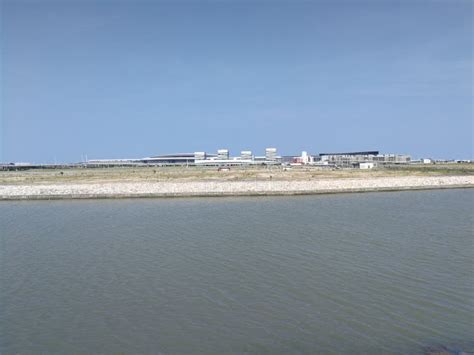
1;189;473;354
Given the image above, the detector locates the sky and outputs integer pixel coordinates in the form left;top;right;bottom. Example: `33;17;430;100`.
1;0;472;163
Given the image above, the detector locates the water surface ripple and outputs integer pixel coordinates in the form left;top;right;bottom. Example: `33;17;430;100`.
0;189;473;354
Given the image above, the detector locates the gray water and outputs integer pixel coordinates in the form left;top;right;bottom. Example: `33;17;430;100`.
1;189;473;354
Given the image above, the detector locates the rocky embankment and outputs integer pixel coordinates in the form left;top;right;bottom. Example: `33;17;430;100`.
0;175;473;200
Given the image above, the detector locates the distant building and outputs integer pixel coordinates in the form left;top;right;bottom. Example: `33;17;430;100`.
141;153;197;165
217;149;229;160
319;151;379;168
319;151;410;168
265;148;277;161
359;162;375;169
373;154;411;164
292;151;314;165
240;151;253;160
194;152;206;160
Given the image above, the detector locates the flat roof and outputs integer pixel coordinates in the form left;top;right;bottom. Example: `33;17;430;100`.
319;151;379;156
147;153;218;159
148;153;195;158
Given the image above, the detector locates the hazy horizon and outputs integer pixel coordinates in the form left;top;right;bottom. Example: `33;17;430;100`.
1;0;472;163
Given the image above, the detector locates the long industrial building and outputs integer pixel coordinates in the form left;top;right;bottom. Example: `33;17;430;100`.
86;148;282;167
318;151;410;168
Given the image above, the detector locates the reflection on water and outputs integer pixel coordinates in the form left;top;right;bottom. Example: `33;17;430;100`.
1;189;473;354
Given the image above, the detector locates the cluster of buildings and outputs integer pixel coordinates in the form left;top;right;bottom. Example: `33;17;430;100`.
86;148;411;169
282;150;411;169
2;148;472;171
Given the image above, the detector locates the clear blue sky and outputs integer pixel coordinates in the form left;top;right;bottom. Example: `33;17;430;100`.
1;0;472;163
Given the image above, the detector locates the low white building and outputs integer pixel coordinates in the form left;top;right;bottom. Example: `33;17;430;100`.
359;162;375;169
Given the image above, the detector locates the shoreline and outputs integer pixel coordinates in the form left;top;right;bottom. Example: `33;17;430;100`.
1;175;473;200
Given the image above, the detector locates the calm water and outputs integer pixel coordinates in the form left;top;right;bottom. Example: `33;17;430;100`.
1;189;473;354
